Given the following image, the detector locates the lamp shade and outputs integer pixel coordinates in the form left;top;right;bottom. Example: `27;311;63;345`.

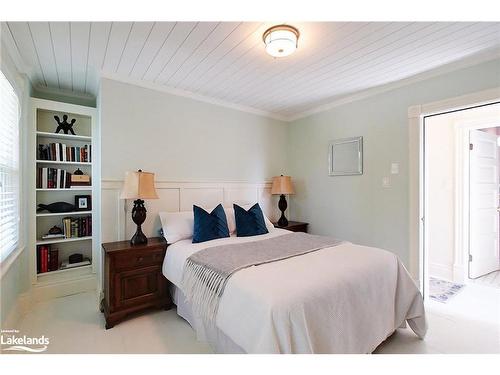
271;175;295;195
120;170;159;200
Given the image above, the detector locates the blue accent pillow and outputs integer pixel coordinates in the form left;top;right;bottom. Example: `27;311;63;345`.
192;204;230;243
234;203;269;237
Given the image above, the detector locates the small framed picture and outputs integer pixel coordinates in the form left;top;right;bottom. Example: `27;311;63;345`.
75;195;91;211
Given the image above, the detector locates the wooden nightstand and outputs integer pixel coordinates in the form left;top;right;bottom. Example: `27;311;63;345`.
273;221;309;233
101;237;172;329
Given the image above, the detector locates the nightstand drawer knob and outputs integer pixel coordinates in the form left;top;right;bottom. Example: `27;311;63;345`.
138;257;144;262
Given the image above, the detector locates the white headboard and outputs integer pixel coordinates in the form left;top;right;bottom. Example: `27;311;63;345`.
101;180;281;242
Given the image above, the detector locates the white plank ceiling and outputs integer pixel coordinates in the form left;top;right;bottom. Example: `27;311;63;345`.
2;22;500;120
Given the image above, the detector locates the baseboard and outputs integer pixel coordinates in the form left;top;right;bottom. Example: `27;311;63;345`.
453;263;466;283
429;262;454;281
32;275;97;302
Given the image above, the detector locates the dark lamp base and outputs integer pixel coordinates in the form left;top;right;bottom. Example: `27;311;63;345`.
130;199;148;246
130;230;148;245
277;194;289;227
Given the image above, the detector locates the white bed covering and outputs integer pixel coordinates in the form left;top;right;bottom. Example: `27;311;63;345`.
162;229;426;353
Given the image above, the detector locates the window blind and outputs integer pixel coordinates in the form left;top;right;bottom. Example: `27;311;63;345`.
0;70;20;262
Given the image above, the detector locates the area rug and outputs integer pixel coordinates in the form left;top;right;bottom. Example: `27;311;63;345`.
429;277;465;303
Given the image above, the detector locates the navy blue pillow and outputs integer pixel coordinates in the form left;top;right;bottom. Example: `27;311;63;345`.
234;203;269;237
192;204;230;243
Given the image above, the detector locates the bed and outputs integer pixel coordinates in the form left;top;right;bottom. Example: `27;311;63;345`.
162;227;426;354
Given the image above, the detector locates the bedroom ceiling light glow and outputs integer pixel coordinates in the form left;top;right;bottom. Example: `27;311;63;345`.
263;25;300;58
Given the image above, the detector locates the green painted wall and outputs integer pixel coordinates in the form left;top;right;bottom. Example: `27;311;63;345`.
287;58;500;266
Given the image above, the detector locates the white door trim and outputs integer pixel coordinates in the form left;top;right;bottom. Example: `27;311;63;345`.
408;87;500;294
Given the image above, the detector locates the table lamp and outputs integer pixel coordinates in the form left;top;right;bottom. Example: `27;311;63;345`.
120;170;159;245
271;175;295;227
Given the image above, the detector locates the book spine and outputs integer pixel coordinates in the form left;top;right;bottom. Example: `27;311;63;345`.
37;246;41;273
44;247;49;273
56;169;61;189
49;249;58;271
41;246;48;273
42;168;48;189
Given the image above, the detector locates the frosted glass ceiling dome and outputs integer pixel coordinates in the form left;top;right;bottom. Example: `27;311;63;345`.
263;25;300;58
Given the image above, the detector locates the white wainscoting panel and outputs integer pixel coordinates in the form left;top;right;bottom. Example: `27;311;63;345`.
180;188;224;212
101;180;279;242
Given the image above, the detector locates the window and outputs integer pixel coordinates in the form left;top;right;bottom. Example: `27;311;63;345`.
0;70;20;262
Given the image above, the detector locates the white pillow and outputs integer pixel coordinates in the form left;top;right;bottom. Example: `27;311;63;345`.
224;207;237;234
159;211;194;244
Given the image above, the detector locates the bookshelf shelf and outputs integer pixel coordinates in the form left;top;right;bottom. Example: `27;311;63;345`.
36;236;92;245
36;210;92;217
36;160;92;166
36;187;92;191
36;131;91;141
37;264;92;277
30;98;99;297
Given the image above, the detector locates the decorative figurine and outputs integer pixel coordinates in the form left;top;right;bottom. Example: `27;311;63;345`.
54;114;76;135
48;225;64;235
37;202;75;213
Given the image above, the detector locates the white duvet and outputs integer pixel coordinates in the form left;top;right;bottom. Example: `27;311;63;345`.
162;229;426;354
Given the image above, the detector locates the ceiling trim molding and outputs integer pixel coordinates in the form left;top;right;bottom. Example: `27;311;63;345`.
100;73;289;122
286;48;500;122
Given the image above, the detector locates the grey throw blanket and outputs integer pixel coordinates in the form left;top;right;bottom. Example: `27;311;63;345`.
181;232;343;323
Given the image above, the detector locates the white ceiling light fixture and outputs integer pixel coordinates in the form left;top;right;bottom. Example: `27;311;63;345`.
263;24;300;58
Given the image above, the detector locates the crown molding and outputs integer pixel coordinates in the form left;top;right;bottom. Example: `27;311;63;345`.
286;48;500;122
100;73;289;122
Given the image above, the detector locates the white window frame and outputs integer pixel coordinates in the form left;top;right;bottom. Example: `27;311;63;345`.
0;65;23;271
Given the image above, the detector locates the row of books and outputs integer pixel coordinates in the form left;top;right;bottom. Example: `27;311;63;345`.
36;168;72;189
38;143;91;163
62;216;92;238
37;245;59;273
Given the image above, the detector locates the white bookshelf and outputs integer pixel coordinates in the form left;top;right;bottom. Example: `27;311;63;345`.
36;131;92;142
36;210;92;217
36;236;93;246
36;187;93;191
29;98;99;298
36;160;92;166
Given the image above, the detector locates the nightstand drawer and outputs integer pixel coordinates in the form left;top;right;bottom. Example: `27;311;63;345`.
113;248;165;271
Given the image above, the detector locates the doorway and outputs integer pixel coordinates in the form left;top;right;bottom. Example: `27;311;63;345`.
422;102;500;323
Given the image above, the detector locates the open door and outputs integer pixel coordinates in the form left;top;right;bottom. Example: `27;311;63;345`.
469;129;500;278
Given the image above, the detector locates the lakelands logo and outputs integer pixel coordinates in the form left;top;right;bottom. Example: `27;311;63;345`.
1;329;49;353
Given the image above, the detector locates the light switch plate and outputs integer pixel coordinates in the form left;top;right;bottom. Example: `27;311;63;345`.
391;162;399;174
382;177;391;188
